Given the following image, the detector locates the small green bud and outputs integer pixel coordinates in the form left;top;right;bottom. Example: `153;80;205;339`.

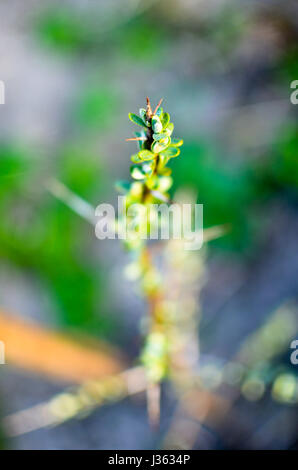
139;108;146;121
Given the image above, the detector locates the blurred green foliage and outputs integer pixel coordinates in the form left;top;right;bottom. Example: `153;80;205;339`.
270;125;298;189
34;6;93;52
34;5;167;65
114;19;167;63
74;86;118;130
0;143;113;335
170;141;257;251
278;47;298;84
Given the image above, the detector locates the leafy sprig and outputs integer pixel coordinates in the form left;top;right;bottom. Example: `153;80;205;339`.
117;98;183;211
116;98;184;424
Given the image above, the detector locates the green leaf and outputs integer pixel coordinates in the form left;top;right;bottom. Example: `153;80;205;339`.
128;113;147;128
171;138;183;147
161;112;170;129
152;116;163;133
139;108;146;120
153;133;169;141
151;139;170;154
139;149;155;161
156;107;163;117
115;180;131;193
164;122;174;136
160;146;180;158
130;165;146;180
139;108;151;126
131;153;143;163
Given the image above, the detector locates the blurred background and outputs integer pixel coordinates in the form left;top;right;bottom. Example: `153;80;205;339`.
0;0;297;450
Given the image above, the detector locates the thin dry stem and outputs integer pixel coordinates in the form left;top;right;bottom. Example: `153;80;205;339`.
146;96;153;119
152;98;163;116
126;137;147;141
146;382;161;429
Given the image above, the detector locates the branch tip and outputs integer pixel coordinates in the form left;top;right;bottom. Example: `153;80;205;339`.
153;98;163;116
146;97;152;119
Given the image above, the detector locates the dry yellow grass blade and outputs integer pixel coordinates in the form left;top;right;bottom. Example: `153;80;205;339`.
0;311;125;384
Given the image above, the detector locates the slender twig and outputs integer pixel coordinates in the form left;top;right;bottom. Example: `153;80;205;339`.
152;98;163;116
